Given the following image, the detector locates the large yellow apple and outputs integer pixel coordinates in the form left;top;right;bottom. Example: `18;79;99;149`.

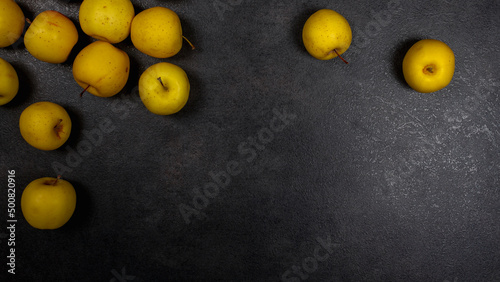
131;7;184;58
402;39;455;93
24;10;79;64
72;41;130;97
79;0;135;44
138;62;190;115
0;57;19;105
302;9;352;62
0;0;25;48
19;101;72;151
21;176;76;230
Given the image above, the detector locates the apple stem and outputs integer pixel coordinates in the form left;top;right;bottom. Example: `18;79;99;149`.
157;77;165;88
25;18;32;25
182;36;196;50
333;49;349;64
45;175;61;186
54;119;63;139
80;85;90;97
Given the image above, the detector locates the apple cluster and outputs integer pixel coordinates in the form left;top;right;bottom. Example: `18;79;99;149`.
0;2;456;230
0;0;196;229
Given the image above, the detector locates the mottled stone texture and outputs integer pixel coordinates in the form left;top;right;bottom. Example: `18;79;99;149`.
0;0;499;281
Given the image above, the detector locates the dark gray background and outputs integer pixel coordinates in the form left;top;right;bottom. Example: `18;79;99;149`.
1;0;499;281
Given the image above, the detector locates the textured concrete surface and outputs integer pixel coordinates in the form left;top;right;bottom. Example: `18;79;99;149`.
0;0;499;281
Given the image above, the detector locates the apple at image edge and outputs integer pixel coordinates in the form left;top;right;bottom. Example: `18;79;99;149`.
0;57;19;105
138;62;190;115
21;177;76;230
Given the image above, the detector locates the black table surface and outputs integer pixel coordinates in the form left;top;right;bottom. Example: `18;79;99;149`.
1;0;499;281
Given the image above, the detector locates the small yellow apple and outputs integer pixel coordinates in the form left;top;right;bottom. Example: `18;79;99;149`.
0;57;19;105
139;62;190;115
302;9;352;62
72;41;130;97
79;0;135;44
21;176;76;230
402;39;455;93
131;7;186;58
0;0;25;48
19;101;72;151
24;10;79;64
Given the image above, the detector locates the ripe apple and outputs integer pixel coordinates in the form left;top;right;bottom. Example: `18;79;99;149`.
402;39;455;93
302;9;352;62
21;176;76;230
24;10;79;64
72;41;130;97
0;57;19;105
79;0;135;44
0;0;25;48
19;101;72;151
138;62;190;115
131;7;193;58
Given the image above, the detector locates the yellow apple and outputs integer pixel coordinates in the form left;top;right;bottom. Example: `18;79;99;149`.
402;39;455;93
79;0;135;44
21;176;76;230
139;62;190;115
0;57;19;105
19;101;72;151
131;7;186;58
302;9;352;62
24;10;79;64
72;41;130;97
0;0;25;48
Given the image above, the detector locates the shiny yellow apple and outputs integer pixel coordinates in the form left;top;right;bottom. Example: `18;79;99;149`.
139;62;190;115
0;57;19;105
79;0;135;43
19;101;72;151
72;41;130;97
21;176;76;230
0;0;25;47
402;39;455;93
131;7;185;58
24;10;78;64
302;9;352;62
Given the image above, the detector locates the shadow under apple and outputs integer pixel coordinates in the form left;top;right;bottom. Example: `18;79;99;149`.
289;8;322;54
391;38;422;88
61;180;94;230
172;66;204;119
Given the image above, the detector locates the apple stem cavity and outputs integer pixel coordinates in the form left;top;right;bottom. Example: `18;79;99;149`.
424;64;436;75
54;119;63;139
80;85;90;97
333;49;349;64
182;36;196;50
